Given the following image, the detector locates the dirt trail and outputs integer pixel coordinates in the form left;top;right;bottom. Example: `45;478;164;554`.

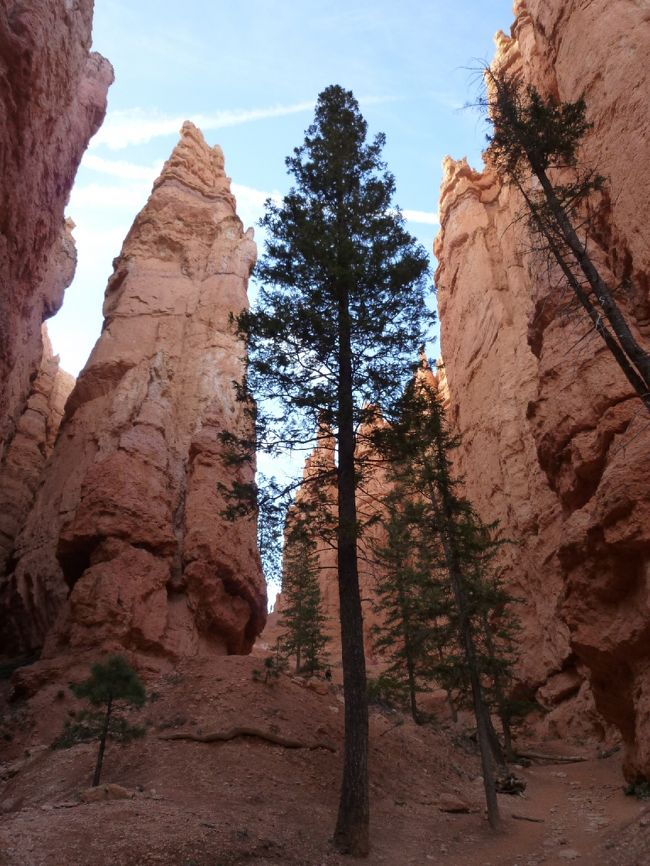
0;655;648;865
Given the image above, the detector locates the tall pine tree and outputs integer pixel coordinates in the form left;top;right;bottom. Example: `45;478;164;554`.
228;85;431;855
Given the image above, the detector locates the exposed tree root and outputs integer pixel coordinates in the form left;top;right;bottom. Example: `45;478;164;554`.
159;726;336;752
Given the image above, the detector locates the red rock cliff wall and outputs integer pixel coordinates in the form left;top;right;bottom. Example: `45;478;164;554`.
0;1;112;454
3;123;267;660
435;0;650;779
0;325;74;579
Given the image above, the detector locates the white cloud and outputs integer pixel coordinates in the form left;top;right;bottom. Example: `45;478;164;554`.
75;153;281;229
91;102;315;150
70;181;152;210
83;153;163;182
402;209;439;226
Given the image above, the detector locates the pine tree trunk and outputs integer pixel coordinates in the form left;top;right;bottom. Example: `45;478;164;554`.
406;654;420;725
445;549;501;829
333;282;369;857
513;178;650;411
481;612;509;769
427;463;500;830
398;586;420;725
487;713;508;770
437;646;458;722
447;692;458;724
93;696;112;787
501;714;514;761
535;168;650;399
515;177;650;412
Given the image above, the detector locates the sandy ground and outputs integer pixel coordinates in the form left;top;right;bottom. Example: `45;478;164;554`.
0;655;648;866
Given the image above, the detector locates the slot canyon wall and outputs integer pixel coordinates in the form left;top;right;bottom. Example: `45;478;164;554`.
0;0;113;454
435;0;650;780
1;122;267;663
0;326;74;580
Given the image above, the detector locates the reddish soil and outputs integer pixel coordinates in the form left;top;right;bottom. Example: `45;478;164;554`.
0;655;648;865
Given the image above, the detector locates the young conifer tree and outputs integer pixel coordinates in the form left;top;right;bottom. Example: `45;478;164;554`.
55;656;146;787
372;491;452;724
229;85;430;855
432;519;520;769
373;363;502;829
280;528;328;675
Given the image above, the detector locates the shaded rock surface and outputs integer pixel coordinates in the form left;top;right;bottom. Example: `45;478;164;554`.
0;326;74;579
0;0;112;455
2;123;266;659
435;0;650;778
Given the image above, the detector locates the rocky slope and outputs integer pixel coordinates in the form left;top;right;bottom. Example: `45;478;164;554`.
1;123;266;660
0;0;112;456
435;0;650;780
1;653;648;866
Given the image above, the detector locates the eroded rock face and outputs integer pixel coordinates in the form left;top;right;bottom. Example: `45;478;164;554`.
0;326;74;579
435;0;650;777
0;1;113;454
4;123;266;659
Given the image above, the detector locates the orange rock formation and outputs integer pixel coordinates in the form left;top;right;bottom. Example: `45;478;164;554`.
435;0;650;779
3;123;267;660
0;1;112;454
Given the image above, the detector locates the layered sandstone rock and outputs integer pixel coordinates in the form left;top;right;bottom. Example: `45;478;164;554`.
0;1;113;454
3;123;266;660
435;0;650;777
0;326;74;578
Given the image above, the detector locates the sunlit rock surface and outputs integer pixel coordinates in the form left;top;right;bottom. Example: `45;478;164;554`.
3;123;266;660
435;0;650;778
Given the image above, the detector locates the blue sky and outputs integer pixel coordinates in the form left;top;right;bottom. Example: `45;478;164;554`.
50;0;515;375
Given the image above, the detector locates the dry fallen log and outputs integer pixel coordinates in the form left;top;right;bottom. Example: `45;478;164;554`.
159;726;336;752
515;751;587;764
511;813;545;824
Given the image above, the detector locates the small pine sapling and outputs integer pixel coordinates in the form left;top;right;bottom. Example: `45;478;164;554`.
54;655;146;787
372;492;452;724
